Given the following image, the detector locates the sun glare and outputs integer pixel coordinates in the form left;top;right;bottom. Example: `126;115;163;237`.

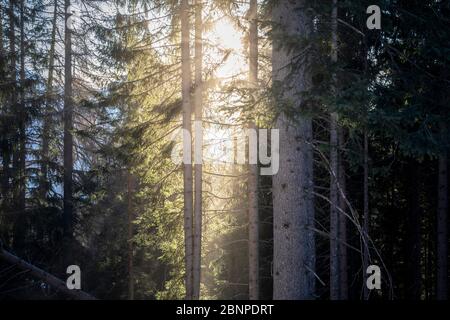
207;17;247;80
201;17;248;165
211;18;243;52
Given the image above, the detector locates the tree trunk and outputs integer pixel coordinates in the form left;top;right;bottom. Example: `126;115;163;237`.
18;0;25;215
0;2;10;231
40;0;58;201
0;246;96;300
8;0;17;215
329;0;340;300
437;122;448;300
63;0;74;251
272;0;315;300
338;127;348;299
1;2;12;218
248;0;259;301
181;0;194;300
0;4;3;55
362;130;369;300
11;0;27;251
192;0;203;300
127;172;134;300
405;161;421;300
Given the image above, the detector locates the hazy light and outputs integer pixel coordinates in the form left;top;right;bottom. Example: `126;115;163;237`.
207;17;247;80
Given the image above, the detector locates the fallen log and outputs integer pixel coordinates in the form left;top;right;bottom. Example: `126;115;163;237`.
0;246;96;300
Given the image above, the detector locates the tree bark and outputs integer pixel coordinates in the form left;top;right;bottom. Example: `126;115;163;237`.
363;130;369;300
11;0;26;251
127;172;134;300
437;121;448;300
405;161;421;300
181;0;194;300
1;2;12;218
248;0;259;301
272;0;315;300
338;127;348;299
329;0;340;300
192;0;203;300
63;0;74;244
18;0;25;214
61;0;74;274
40;0;58;201
7;0;17;217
